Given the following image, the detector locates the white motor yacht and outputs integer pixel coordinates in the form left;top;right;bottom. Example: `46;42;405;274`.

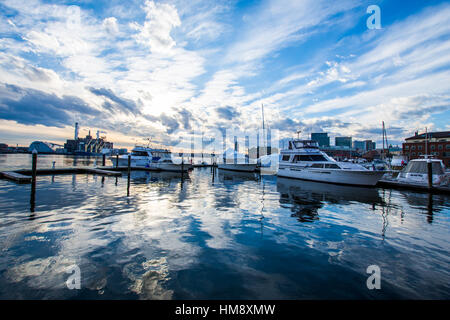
277;139;385;186
110;146;154;168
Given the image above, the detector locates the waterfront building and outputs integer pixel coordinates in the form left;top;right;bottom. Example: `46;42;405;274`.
311;132;330;147
353;140;376;152
0;143;8;153
366;140;376;151
64;124;114;155
335;136;352;148
402;131;450;167
321;146;359;161
353;140;365;151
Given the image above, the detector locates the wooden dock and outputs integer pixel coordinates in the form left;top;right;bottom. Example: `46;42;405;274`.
378;179;450;195
84;167;122;176
0;171;32;183
0;166;125;183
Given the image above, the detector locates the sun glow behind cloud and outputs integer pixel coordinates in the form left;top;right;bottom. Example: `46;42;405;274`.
0;0;449;149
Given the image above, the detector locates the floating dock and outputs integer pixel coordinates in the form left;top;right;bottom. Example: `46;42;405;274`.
378;179;450;195
0;171;32;183
0;166;128;183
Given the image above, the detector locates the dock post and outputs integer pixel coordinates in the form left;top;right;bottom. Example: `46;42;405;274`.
427;161;433;189
127;154;131;196
181;158;184;177
30;150;37;212
116;154;119;168
102;154;106;167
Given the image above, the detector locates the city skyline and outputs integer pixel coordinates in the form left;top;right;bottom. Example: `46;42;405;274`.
1;0;449;149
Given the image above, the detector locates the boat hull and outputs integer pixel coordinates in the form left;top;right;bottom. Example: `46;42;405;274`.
277;166;385;186
110;157;152;168
218;163;257;172
154;162;189;172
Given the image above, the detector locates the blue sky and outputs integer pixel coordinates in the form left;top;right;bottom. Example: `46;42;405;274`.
0;0;449;149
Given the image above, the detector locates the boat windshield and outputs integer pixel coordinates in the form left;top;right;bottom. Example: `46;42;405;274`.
402;161;444;175
293;141;319;149
293;154;328;162
131;151;149;157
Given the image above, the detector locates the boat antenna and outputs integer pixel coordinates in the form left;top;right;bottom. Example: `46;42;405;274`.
382;121;385;160
296;130;301;139
144;137;152;148
425;127;428;158
261;103;265;131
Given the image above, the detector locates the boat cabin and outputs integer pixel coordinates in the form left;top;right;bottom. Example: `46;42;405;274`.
401;159;445;176
287;140;319;150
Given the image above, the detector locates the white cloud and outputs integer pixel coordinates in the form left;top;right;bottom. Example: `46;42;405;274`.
131;0;181;54
0;0;449;148
103;17;119;35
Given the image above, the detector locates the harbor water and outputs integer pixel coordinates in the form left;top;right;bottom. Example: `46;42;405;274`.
0;154;449;299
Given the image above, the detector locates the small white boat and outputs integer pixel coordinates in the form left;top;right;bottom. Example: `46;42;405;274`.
150;149;189;172
277;139;385;186
396;157;447;186
155;159;189;172
111;146;188;172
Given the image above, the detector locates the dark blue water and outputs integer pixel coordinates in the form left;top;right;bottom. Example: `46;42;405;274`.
0;154;449;299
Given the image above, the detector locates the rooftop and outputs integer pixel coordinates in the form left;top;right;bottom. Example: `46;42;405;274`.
405;131;450;140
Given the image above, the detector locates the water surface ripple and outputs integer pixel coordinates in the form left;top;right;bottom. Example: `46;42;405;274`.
0;154;449;299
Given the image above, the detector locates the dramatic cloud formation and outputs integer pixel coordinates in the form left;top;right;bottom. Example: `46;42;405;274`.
0;0;449;148
0;84;100;127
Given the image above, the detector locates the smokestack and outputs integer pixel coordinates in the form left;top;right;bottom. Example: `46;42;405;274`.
74;122;79;140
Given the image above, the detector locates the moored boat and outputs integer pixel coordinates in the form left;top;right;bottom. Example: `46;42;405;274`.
277;139;385;186
395;157;448;186
110;146;154;168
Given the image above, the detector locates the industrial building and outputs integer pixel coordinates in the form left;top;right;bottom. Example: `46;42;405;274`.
64;123;114;155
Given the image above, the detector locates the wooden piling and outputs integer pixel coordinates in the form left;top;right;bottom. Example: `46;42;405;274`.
116;154;119;168
127;154;131;196
31;151;37;184
102;154;106;166
181;158;184;177
427;161;433;189
30;151;37;212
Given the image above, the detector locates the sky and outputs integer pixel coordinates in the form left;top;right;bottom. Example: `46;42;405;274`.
0;0;449;150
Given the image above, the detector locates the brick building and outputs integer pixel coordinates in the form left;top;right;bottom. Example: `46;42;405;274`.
402;131;450;167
